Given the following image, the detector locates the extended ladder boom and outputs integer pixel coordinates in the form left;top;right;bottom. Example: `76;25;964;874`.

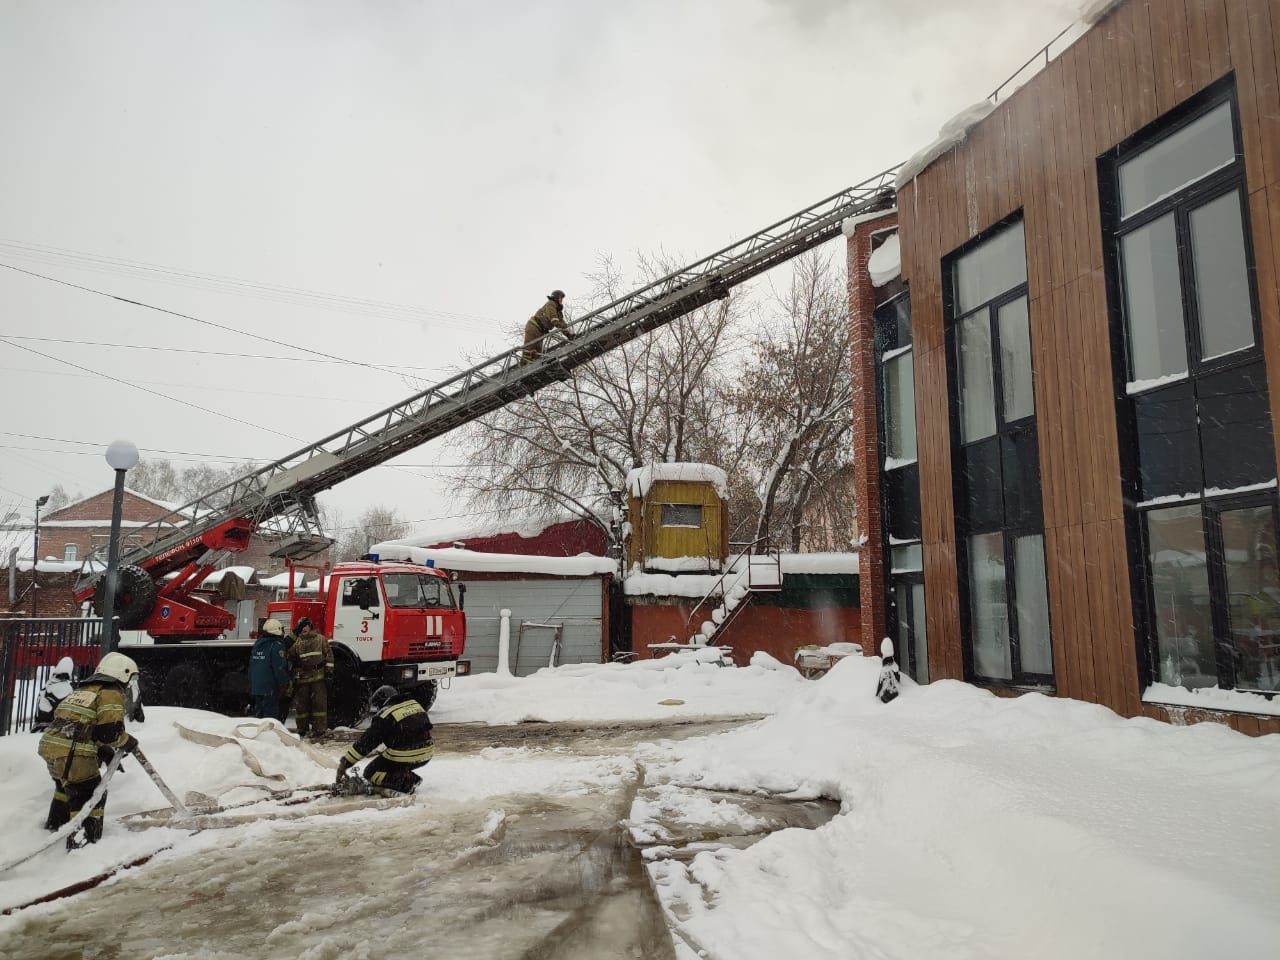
79;166;898;589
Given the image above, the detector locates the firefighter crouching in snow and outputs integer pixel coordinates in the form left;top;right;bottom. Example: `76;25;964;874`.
288;617;333;738
336;682;436;794
37;651;140;847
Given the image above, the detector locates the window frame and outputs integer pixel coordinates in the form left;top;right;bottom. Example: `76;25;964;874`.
660;503;703;528
1102;76;1279;699
943;213;1054;690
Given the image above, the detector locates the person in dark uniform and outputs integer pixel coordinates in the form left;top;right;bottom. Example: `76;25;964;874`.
249;618;290;720
335;682;436;794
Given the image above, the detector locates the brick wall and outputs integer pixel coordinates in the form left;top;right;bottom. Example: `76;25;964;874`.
847;212;898;656
630;599;861;667
1;570;81;618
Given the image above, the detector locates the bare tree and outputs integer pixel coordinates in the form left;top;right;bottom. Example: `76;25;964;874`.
333;505;412;561
45;484;72;513
127;459;179;501
731;250;854;552
450;255;743;541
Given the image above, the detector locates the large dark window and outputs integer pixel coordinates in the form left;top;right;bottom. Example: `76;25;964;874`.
1104;80;1279;698
874;284;927;683
945;218;1053;688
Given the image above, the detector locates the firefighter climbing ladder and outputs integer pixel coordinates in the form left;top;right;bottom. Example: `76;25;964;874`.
78;164;899;590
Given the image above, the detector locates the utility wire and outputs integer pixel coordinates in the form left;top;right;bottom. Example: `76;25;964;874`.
0;237;499;328
0;261;426;383
0;335;454;375
0;338;300;442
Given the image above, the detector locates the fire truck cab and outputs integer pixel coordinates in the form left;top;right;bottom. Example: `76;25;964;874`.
267;557;468;690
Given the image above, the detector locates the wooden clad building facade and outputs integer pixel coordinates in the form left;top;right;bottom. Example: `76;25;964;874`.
854;0;1280;734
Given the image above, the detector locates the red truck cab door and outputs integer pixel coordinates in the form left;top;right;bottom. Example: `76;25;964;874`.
330;574;385;664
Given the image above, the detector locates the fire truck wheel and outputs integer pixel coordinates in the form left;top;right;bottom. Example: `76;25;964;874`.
163;662;212;711
328;648;366;728
92;564;158;629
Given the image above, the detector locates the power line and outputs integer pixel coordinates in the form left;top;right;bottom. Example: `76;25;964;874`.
0;432;489;469
0;337;301;442
0;260;427;383
0;364;377;404
0;335;456;375
0;237;500;329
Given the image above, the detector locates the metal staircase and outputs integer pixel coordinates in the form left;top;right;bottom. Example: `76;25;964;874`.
78;165;898;590
682;538;783;648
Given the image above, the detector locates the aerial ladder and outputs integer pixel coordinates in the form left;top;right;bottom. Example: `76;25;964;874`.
74;166;899;642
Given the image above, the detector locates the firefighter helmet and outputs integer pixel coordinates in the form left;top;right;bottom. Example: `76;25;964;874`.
370;685;398;713
94;652;139;685
261;618;284;637
549;289;565;301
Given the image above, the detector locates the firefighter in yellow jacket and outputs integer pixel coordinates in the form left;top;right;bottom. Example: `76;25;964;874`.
37;651;139;847
288;617;334;738
521;289;572;363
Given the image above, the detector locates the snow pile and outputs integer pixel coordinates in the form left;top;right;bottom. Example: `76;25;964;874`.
2;655;1276;956
895;100;998;189
373;544;618;577
1144;682;1280;718
431;652;803;725
867;232;901;286
626;462;729;499
640;656;1280;959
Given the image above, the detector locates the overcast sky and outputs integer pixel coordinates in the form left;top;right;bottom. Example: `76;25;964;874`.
0;0;1077;539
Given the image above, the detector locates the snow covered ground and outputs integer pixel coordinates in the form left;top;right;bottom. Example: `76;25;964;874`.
1;650;1277;959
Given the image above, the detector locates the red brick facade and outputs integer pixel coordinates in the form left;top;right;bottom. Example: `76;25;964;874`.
847;212;899;657
32;489;186;563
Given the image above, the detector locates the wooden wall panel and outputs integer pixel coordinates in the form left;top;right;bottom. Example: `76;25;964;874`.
895;0;1280;734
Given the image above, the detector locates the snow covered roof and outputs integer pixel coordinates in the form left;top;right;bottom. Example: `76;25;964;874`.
623;552;858;596
162;565;257;586
867;232;901;287
894;101;998;189
626;463;729;499
373;544;618;577
45;487;193;521
3;558;102;574
393;510;582;548
840;206;897;238
259;570;308;589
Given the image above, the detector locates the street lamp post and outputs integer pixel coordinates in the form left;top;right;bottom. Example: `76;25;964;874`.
101;440;139;654
31;494;49;617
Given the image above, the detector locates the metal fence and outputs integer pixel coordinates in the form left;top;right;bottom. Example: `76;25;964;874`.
0;617;104;736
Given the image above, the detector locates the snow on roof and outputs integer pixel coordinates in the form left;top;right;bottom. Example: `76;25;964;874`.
259;570;308;589
44;487;192;521
622;552;857;596
162;565;257;586
626;463;729;499
867;232;901;287
840;206;897;238
393;509;582;548
374;544;618;577
4;558;102;574
1079;0;1123;27
895;100;998;190
779;552;858;575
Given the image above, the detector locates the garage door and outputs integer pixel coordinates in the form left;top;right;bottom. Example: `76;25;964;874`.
460;578;603;676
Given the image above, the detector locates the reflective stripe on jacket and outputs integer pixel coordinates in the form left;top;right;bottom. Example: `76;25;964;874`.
37;681;127;784
290;631;333;683
343;694;434;766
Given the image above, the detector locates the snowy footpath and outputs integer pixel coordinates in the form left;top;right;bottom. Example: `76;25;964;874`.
0;651;1277;959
